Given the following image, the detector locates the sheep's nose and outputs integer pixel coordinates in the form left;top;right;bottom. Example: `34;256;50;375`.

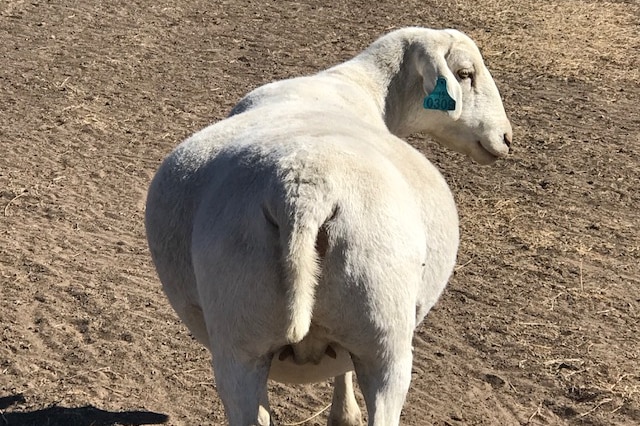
503;132;513;153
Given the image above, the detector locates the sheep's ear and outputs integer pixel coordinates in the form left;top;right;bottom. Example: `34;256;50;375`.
420;56;462;120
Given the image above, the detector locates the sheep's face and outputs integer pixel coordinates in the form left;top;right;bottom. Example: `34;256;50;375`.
415;30;513;165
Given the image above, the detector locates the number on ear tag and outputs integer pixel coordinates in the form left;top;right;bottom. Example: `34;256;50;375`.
423;77;456;111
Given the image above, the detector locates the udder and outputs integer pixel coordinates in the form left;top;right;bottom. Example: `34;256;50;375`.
269;343;354;384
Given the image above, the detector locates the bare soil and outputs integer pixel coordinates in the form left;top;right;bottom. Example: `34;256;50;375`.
1;0;638;425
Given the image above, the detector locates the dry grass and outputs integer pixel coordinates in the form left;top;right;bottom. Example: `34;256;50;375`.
458;0;640;85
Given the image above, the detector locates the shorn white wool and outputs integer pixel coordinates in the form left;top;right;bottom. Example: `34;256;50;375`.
146;27;512;426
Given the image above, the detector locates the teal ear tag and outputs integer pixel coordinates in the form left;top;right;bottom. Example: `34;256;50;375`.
423;77;456;111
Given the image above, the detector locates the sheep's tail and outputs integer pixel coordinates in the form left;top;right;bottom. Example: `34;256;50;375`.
278;201;336;344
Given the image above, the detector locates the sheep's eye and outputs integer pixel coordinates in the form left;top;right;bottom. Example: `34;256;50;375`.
457;69;473;80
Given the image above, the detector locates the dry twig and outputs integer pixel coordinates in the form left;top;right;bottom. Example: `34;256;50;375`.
4;192;27;216
283;403;332;426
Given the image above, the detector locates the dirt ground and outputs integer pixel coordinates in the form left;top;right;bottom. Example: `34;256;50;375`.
1;0;638;425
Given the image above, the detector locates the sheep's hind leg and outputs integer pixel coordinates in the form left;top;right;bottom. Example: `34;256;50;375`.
211;350;273;426
351;342;413;426
328;371;362;426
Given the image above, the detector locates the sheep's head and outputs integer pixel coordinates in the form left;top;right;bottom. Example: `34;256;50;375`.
384;28;513;165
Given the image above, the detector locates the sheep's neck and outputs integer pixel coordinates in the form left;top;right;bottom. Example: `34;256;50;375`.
323;62;388;129
328;40;424;138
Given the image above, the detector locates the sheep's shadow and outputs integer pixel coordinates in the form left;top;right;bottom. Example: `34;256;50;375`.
0;394;168;426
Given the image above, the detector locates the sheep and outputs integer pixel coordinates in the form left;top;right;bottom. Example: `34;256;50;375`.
145;27;512;426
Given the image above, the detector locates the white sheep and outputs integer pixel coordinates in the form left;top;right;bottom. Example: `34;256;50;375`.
145;27;512;426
